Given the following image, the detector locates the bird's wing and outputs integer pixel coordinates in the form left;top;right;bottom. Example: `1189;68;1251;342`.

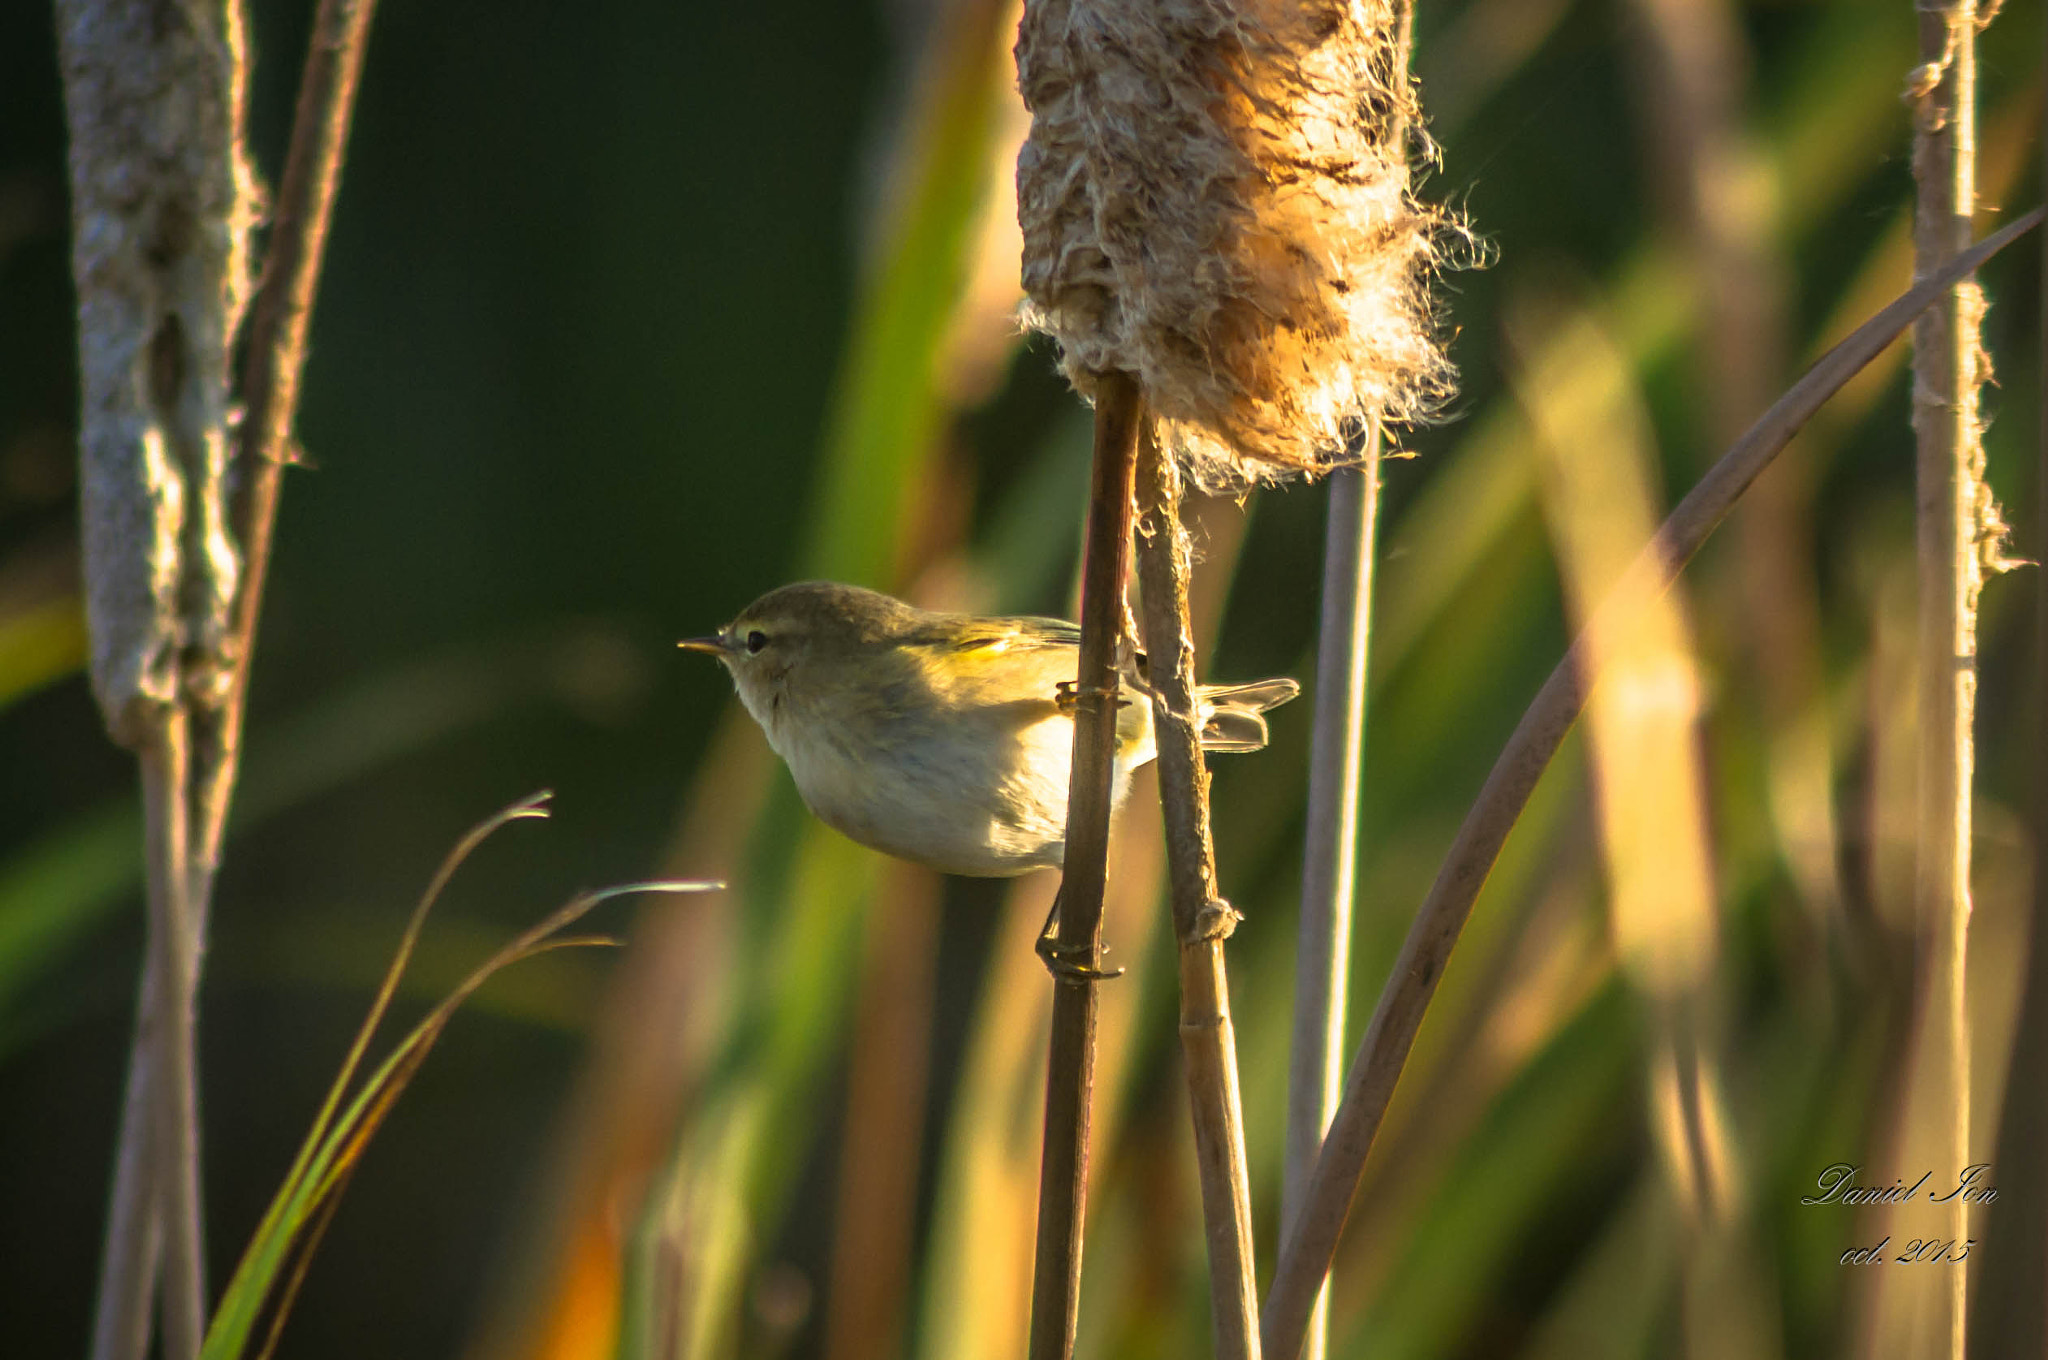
954;615;1081;650
905;614;1079;711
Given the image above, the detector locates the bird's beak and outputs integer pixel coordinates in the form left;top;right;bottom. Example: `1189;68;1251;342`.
677;634;734;657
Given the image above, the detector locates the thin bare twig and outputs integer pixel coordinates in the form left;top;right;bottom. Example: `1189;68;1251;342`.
1028;371;1142;1360
1259;209;2042;1360
1135;425;1260;1360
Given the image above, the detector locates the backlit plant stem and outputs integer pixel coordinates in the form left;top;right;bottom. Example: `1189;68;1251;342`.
1028;371;1141;1360
1907;6;1988;1354
197;0;381;875
1135;425;1261;1360
1281;442;1377;1360
1281;19;1412;1358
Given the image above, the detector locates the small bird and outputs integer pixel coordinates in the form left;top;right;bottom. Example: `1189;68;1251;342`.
680;581;1299;879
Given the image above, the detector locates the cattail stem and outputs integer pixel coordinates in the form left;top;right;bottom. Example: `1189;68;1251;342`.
1258;211;2040;1360
1281;439;1378;1360
73;2;380;1354
1135;425;1261;1360
1907;7;1985;1356
1028;371;1142;1360
55;0;253;1350
139;718;205;1360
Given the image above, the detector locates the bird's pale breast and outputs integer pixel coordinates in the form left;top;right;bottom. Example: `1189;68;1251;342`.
757;639;1148;876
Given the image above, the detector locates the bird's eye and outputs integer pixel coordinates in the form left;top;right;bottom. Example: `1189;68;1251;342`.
745;630;769;654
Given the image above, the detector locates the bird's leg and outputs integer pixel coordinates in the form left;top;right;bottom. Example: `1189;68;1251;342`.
1035;885;1126;983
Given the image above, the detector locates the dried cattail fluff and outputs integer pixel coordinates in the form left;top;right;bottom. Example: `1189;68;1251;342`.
1015;0;1458;485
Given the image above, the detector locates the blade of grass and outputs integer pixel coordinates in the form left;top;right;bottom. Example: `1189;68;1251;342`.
196;0;381;872
199;794;715;1360
201;793;556;1356
1512;276;1751;1351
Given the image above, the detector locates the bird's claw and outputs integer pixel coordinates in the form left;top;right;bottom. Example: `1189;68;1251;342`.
1055;680;1128;714
1035;930;1126;983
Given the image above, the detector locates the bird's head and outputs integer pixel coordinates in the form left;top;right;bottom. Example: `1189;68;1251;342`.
679;581;919;723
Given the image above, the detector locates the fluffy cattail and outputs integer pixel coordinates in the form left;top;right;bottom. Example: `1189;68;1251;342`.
1015;0;1456;484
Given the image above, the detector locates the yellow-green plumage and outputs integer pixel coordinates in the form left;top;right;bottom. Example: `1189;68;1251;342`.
684;581;1298;877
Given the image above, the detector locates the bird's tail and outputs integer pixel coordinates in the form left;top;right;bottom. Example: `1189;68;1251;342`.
1195;677;1302;753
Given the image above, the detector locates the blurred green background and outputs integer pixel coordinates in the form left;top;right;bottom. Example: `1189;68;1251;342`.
1;1;2043;1358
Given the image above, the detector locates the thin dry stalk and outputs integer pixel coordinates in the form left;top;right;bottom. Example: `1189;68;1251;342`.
1280;444;1377;1360
1134;426;1260;1360
194;0;380;873
1258;210;2042;1360
1028;371;1142;1360
140;718;204;1360
1904;5;1998;1355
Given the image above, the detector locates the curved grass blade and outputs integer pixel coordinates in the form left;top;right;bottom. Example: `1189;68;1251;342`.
198;794;717;1360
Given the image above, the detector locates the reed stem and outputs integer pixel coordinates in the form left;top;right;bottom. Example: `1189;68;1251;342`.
198;0;383;876
1135;425;1261;1360
1028;371;1142;1360
1281;441;1378;1360
139;718;204;1360
1282;12;1407;1344
1906;6;1984;1354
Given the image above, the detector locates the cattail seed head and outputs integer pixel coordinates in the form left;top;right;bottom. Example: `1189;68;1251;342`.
1016;0;1458;485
